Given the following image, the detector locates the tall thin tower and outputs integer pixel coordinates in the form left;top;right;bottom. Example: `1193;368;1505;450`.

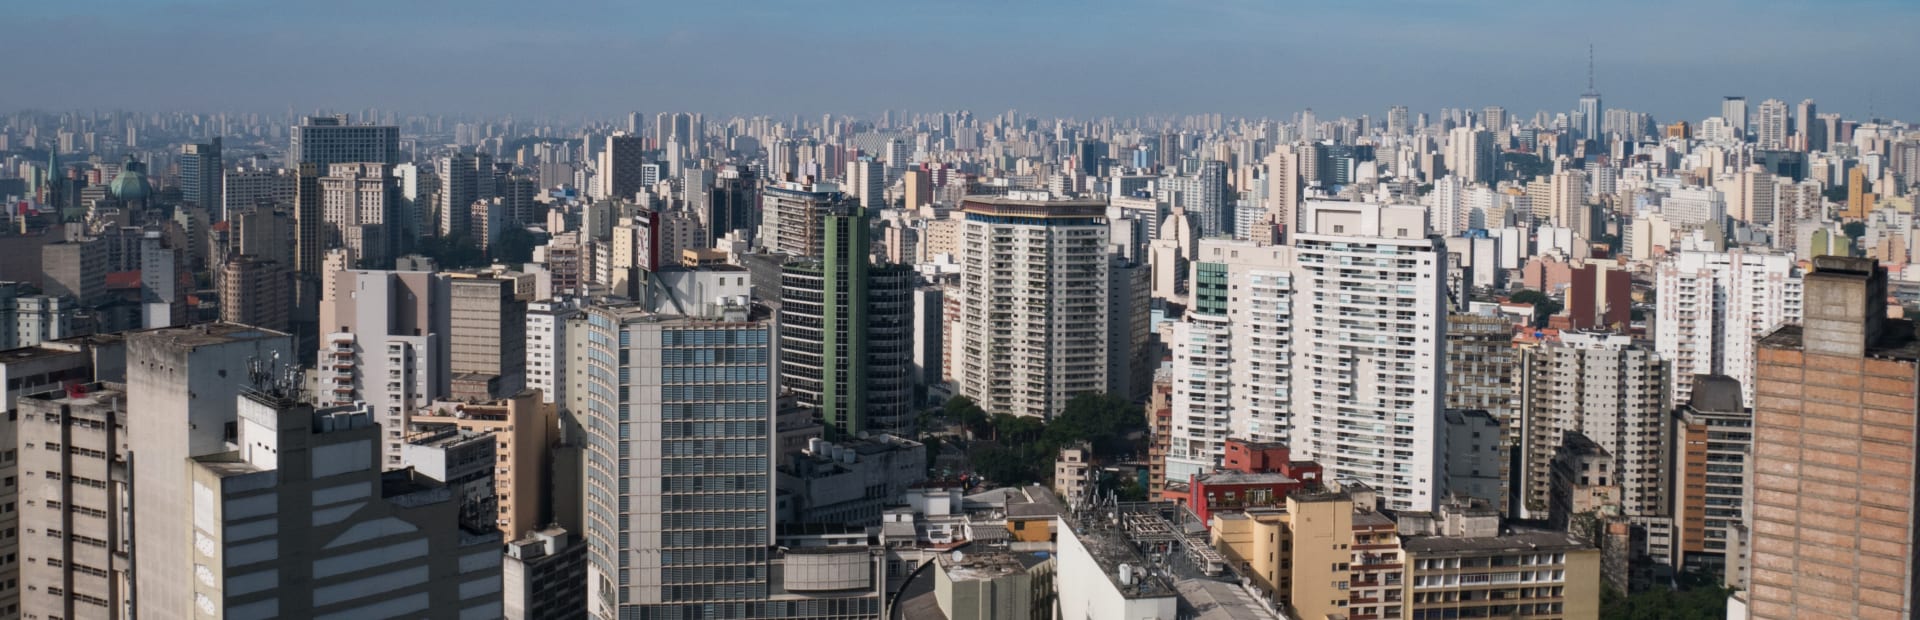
1577;45;1603;142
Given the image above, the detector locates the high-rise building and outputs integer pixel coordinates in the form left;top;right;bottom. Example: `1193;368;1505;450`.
289;114;399;168
219;255;290;330
709;165;760;245
186;389;503;618
318;268;451;467
1748;257;1919;619
1654;250;1802;408
779;206;915;437
581;303;779;618
40;238;105;304
504;528;590;619
1755;99;1790;150
1720;97;1748;138
320;162;400;268
1386;105;1409;136
447;271;528;399
1794;99;1823;152
438;152;493;240
1263;150;1301;240
955;192;1110;419
762;179;852;259
1578;93;1603;142
17;383;132;618
126;324;293;619
411;391;552;539
222;165;296;223
180;137;223;214
845;156;886;210
1670;374;1751;578
1290;201;1447;511
1445;311;1521;462
1167;240;1295;481
599;133;647;201
1516;331;1670;521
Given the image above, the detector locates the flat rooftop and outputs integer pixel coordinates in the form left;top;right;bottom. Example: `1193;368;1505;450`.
1400;528;1588;556
1757;322;1920;362
129;322;289;349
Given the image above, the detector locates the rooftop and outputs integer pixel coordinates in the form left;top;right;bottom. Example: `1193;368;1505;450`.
128;322;289;350
1197;471;1299;486
938;549;1040;582
1401;528;1589;556
1175;579;1283;620
1757;322;1920;362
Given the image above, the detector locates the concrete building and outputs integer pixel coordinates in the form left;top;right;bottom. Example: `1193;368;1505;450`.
526;299;579;407
1749;257;1919;619
1443;409;1507;511
778;205;916;437
318;269;451;468
41;238;106;305
598;133;646;202
504;527;589;619
402;427;499;533
1398;498;1601;619
1291;201;1447;511
17;383;133;618
763;179;853;259
447;271;528;399
127;323;293;620
1444;312;1521;461
1166;240;1296;482
955;192;1110;420
218;255;290;331
1517;331;1669;521
779;435;926;526
180;138;222;213
222;166;296;223
1053;443;1093;508
289;114;399;169
413;391;554;539
1654;250;1802;408
1670;374;1751;578
1055;512;1179;620
185;390;502;618
319;162;400;268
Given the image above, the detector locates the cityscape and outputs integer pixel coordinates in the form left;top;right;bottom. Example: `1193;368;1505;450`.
2;3;1919;620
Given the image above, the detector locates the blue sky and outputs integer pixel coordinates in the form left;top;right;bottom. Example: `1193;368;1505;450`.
11;0;1917;123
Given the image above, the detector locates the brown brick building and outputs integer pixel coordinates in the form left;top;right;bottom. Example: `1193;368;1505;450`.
1750;256;1918;619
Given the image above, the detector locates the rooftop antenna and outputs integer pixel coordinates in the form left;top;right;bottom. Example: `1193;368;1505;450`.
1584;44;1599;97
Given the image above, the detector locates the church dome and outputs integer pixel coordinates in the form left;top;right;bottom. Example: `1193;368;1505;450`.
110;154;151;202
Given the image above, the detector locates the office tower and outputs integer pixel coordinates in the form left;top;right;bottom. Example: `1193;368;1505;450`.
599;133;646;201
186;389;503;618
289;114;399;167
218;255;290;330
779;206;915;437
1720;97;1748;138
1517;331;1670;523
438;152;492;239
1166;240;1296;481
581;303;775;618
319;162;399;267
1481;105;1508;134
1654;250;1802;408
40;238;105;304
222;165;296;222
504;528;590;619
709;165;760;245
17;383;131;618
762;179;853;258
318;269;451;467
955;193;1110;419
1794;99;1823;152
1290;201;1446;511
127;324;293;619
1670;374;1751;578
412;391;552;538
446;271;527;399
1749;257;1917;619
1755;99;1789;150
180;137;222;213
1261;149;1302;242
846;156;885;209
1386;105;1409;136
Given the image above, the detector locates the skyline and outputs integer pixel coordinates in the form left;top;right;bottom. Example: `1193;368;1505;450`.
12;0;1919;123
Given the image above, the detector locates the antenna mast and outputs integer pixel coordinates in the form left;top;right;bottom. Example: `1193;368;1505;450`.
1587;44;1595;93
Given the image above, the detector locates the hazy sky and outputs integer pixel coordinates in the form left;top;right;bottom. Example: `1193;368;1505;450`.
12;0;1918;123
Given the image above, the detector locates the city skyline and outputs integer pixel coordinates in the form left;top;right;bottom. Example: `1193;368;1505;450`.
11;0;1919;122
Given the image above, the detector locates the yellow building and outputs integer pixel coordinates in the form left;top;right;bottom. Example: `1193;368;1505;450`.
1213;487;1597;620
414;389;555;538
1846;165;1876;219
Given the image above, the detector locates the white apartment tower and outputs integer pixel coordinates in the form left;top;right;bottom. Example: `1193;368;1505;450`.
1289;201;1447;511
955;192;1110;419
1517;331;1670;520
317;269;452;468
1167;240;1296;482
1654;250;1802;408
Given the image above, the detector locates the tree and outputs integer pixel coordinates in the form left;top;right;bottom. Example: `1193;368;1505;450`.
1043;393;1146;460
1508;289;1563;329
943;396;992;438
490;228;542;265
1843;221;1867;247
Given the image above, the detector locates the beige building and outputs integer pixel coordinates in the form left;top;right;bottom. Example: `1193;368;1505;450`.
1052;444;1092;508
414;390;554;539
1749;257;1918;619
17;383;132;619
318;162;398;268
218;255;290;331
1213;488;1599;620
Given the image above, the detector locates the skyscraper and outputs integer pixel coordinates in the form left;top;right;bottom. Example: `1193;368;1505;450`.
1756;98;1790;150
127;324;294;619
599;133;646;201
1794;99;1823;152
1654;250;1802;408
180;137;223;214
1166;240;1296;481
219;255;291;330
318;268;452;467
319;162;400;268
17;383;131;618
447;271;528;399
709;165;759;244
762;179;852;258
955;192;1110;419
1749;257;1919;619
779;205;915;437
1721;97;1748;138
1290;201;1447;511
290;114;399;168
1516;331;1670;521
1578;50;1602;142
581;303;776;618
438;152;493;240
